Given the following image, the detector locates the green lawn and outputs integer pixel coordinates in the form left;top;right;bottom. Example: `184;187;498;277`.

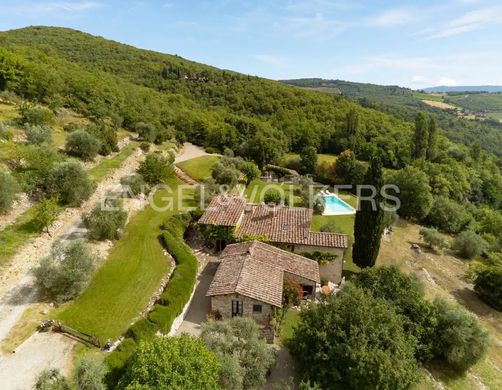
244;179;301;205
281;153;337;168
57;178;195;340
176;155;220;181
280;309;300;345
88;142;137;182
0;143;138;267
311;193;359;274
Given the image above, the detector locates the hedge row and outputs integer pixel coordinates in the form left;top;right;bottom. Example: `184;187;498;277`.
105;213;198;386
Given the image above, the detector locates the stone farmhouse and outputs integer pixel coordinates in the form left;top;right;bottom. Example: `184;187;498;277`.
207;240;320;324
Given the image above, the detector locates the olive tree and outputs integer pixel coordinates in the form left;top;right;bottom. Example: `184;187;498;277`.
0;170;19;213
83;197;127;241
33;240;95;303
452;230;487;259
201;316;276;390
43;161;95;205
65;130;101;160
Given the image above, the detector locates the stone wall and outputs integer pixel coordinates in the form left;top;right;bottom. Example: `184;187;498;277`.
211;293;275;325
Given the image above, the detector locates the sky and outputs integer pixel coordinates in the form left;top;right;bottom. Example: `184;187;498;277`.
1;0;502;88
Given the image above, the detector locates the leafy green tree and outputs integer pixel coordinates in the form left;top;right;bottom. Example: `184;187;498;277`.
345;109;361;152
65;130;101;160
239;161;261;183
211;162;240;187
24;125;53;145
353;266;439;361
387;166;433;220
201;317;276;390
34;198;60;235
420;227;448;250
135;122;156;142
33;240;95;303
241;131;285;168
426;196;472;234
332;150;366;189
288;284;419;390
474;266;502;311
137;152;174;185
264;189;283;205
86;121;119;155
44;161;95;205
452;230;487;259
433;299;488;372
73;356;107;390
34;369;71;390
0;170;19;213
83;197;127;241
413;112;429;160
300;146;318;175
426;116;437;160
118;334;221;390
353;156;385;268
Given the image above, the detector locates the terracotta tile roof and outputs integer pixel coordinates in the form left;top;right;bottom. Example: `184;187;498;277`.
207;241;320;307
198;197;348;249
305;231;348;248
235;204;311;243
198;196;246;226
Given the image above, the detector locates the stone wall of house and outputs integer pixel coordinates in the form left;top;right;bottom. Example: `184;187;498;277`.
210;294;275;325
294;245;345;259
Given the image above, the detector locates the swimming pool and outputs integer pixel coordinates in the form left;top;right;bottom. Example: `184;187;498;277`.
323;194;356;215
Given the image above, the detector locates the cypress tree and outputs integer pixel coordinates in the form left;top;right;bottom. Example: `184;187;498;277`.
413;112;429;160
353;156;385;268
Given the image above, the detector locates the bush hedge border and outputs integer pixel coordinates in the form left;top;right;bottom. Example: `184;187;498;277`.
105;213;198;386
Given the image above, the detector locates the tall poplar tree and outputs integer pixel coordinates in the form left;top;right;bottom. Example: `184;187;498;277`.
426;116;437;161
353;156;385;268
413;112;429;160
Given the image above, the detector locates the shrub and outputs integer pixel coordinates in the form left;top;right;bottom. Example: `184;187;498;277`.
117;335;221;390
19;104;54;126
83;197;127;241
137;152;174;185
155;125;175;144
201;317;276;390
44;161;95;205
433;299;489;372
0;123;13;140
212;162;240;187
34;369;71;390
104;338;137;388
263;189;283;205
452;230;487;259
302;251;338;265
34;198;60;234
63;122;81;133
65;130;101;160
0;170;20;214
120;174;146;197
474;266;502;311
139;142;150;153
24;125;53;145
86;121;119;156
383;209;399;227
312;196;325;214
33;240;95;303
288;283;419;390
73;356;107;390
419;227;448;250
283;278;303;305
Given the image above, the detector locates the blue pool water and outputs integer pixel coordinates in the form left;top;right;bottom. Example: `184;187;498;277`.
323;195;356;215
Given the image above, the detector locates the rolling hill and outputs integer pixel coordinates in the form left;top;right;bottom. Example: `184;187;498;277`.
424;85;502;93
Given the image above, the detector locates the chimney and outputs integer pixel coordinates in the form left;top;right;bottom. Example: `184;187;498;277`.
267;203;276;218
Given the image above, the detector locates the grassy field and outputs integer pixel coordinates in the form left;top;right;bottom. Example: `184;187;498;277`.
244;179;301;205
176;155;220;181
0;143;138;267
87;141;137;182
282;153;337;168
412;92;444;102
57;178;195;341
279;309;300;345
421;99;458;110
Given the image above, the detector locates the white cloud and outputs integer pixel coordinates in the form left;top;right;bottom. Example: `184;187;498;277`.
426;5;502;39
253;54;288;66
368;8;414;27
7;1;101;16
435;77;458;86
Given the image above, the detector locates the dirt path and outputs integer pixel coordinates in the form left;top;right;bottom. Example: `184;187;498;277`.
0;332;74;390
174;142;211;163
